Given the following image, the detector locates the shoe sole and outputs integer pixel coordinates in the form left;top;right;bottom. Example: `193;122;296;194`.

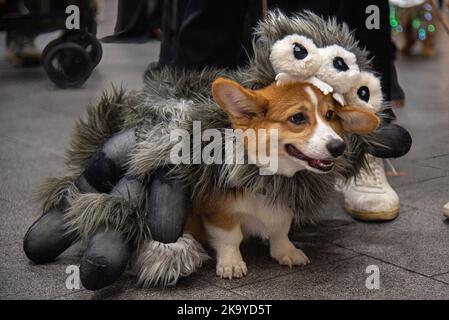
345;206;400;222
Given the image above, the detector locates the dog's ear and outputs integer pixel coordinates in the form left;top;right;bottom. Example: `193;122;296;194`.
212;77;267;120
337;105;380;135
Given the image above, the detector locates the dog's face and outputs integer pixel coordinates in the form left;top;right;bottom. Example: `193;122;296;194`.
270;34;322;79
212;78;379;176
317;45;360;94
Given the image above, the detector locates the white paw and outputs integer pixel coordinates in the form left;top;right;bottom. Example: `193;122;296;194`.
216;259;248;279
273;247;310;268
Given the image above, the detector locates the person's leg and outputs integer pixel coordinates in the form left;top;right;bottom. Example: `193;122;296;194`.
333;1;402;221
3;0;40;66
158;0;250;69
102;0;162;43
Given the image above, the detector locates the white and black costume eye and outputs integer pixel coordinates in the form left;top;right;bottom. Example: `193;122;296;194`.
293;43;308;60
357;86;370;102
333;57;349;72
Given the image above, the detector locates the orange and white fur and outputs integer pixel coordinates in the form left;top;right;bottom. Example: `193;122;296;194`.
185;78;379;279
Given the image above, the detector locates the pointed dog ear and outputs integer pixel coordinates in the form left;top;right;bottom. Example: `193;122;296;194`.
212;78;267;120
337;105;380;135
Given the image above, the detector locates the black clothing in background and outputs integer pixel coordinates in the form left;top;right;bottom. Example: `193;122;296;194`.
102;0;163;43
158;0;392;100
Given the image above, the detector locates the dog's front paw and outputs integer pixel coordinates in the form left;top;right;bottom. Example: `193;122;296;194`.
216;259;248;279
273;247;310;268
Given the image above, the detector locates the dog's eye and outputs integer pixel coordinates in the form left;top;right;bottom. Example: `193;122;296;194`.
333;57;349;72
290;112;307;125
292;43;308;60
325;110;334;121
357;86;370;102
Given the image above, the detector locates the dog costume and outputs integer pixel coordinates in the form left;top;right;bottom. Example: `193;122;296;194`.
24;11;411;289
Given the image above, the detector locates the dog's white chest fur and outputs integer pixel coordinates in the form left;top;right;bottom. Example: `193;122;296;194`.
229;192;294;240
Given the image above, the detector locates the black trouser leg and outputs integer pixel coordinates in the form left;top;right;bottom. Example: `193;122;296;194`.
158;0;250;69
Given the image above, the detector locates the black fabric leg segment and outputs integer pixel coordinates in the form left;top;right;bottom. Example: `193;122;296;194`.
80;228;131;291
110;176;145;201
367;123;412;159
82;151;123;193
23;209;76;264
146;168;191;244
80;128;137;193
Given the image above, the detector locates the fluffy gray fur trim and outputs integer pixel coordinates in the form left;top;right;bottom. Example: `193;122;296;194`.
65;87;130;173
133;233;209;287
63;192;148;245
35;176;80;213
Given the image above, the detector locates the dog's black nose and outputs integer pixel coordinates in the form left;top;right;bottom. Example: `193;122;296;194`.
326;139;346;157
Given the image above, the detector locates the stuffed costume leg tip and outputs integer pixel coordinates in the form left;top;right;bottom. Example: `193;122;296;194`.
367;123;412;159
134;233;209;288
80;228;132;290
23;209;77;264
24;177;80;264
146;167;191;244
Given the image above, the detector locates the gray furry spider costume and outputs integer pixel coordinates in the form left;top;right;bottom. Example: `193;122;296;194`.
23;11;411;290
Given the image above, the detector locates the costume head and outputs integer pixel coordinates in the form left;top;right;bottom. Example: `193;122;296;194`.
269;34;322;79
315;44;360;94
249;10;383;106
344;71;383;112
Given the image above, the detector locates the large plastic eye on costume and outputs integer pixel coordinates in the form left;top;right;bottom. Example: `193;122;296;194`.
333;56;349;72
357;86;370;102
293;42;308;60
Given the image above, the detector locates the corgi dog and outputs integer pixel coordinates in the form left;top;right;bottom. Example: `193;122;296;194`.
185;78;379;279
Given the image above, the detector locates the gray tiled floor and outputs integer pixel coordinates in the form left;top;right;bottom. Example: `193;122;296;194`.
1;4;449;300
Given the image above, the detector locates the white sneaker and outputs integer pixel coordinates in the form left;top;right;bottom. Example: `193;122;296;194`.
342;154;400;221
443;202;449;218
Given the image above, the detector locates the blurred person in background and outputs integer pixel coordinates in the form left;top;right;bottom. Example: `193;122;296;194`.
1;0;41;66
102;0;162;43
1;0;103;66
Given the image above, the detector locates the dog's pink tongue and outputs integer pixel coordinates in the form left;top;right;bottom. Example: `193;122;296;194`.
309;159;321;167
